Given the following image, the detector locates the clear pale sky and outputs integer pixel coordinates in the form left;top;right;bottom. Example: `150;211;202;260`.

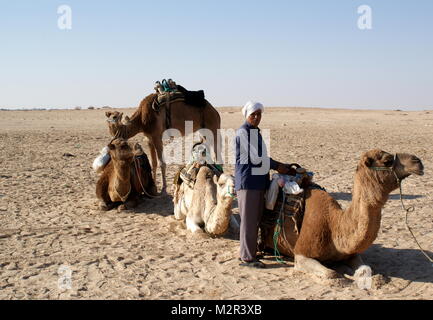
0;0;432;110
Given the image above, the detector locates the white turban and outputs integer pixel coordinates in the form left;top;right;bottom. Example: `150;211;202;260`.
242;101;264;119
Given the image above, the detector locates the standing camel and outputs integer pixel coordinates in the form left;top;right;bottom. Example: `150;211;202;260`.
261;149;424;282
105;93;221;191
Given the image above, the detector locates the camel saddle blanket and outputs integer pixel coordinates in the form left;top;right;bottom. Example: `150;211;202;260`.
152;91;185;112
173;162;223;189
152;85;206;112
261;189;306;236
260;179;326;241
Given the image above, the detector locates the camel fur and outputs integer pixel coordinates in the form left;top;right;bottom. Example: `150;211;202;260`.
96;138;157;212
105;93;221;191
173;166;238;236
262;149;424;282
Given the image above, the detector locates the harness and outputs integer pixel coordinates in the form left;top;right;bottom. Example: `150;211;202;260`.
370;155;433;265
151;80;207;130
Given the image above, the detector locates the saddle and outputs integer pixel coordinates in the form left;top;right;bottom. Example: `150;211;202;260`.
173;141;223;189
151;79;207;129
258;166;325;253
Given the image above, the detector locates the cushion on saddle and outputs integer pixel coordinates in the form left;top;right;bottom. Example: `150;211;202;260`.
173;161;223;189
152;82;206;111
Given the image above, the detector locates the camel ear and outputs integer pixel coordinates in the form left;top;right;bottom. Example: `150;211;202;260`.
213;175;219;185
119;112;123;121
105;111;112;118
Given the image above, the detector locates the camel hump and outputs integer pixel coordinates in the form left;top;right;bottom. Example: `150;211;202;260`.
153;80;207;110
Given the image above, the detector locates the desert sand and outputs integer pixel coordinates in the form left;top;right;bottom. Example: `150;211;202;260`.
0;106;432;300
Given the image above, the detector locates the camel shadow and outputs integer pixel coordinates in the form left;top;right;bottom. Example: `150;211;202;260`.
329;192;423;202
133;193;175;217
363;244;433;284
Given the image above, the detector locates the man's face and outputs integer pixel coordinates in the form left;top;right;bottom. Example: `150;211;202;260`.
247;110;262;127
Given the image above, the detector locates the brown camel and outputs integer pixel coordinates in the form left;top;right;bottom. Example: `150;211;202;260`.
262;149;424;282
96;138;157;211
105;93;221;191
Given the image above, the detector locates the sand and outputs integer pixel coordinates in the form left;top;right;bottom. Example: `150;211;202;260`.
0;107;432;300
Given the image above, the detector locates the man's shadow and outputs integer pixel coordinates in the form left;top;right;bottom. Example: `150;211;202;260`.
363;244;433;284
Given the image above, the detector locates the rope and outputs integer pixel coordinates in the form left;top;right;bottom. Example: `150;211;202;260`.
370;161;432;266
396;173;433;266
273;192;287;264
133;157;159;199
133;158;146;195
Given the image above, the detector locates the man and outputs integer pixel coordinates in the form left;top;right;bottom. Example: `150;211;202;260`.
235;101;289;268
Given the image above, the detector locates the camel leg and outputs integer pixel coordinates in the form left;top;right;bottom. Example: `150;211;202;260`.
186;216;202;233
117;195;139;212
99;200;114;211
294;255;340;279
153;138;167;192
173;198;185;220
213;127;222;164
147;139;158;182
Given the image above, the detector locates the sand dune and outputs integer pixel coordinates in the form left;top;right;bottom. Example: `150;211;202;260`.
0;107;432;299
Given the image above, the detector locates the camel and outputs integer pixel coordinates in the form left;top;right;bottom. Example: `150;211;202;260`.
96;138;158;211
173;166;238;236
105;92;221;191
261;149;424;282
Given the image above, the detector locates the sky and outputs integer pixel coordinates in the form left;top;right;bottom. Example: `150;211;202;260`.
0;0;432;110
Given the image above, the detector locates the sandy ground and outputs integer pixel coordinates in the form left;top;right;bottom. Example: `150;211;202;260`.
0;106;432;300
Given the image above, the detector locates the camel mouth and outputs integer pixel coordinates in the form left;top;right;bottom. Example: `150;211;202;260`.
411;169;424;176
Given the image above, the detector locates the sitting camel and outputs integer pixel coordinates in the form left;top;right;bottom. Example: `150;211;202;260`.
105;92;221;191
96;138;158;211
261;149;424;282
173;166;238;236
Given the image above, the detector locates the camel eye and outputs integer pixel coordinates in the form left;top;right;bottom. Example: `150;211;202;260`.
384;159;393;167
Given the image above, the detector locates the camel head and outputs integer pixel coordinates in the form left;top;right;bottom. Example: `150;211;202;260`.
357;149;424;192
213;173;236;201
107;138;134;163
105;111;123;137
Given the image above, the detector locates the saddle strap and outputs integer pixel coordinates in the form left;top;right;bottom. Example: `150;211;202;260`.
165;93;171;130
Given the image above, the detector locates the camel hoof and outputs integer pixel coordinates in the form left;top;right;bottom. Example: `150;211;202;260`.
99;203;112;211
117;204;129;212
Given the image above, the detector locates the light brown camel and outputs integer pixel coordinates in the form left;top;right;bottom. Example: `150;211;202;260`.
262;149;424;282
105;93;221;191
96;138;157;211
173;166;238;236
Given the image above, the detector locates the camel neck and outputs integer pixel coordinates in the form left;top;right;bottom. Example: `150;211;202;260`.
112;160;131;181
118;115;141;139
204;187;233;235
334;173;390;255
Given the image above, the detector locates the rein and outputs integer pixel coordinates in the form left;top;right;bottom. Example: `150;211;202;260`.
370;159;433;266
133;157;159;199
